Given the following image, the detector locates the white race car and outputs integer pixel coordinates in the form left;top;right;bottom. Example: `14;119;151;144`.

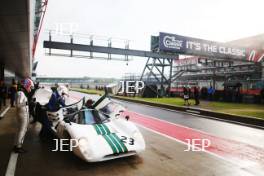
34;88;146;162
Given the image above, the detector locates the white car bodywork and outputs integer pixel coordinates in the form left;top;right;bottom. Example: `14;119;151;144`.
34;88;145;162
62;113;145;162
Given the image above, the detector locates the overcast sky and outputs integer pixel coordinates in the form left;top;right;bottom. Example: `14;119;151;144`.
35;0;264;78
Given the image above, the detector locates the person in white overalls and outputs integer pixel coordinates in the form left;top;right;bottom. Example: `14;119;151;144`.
13;78;34;153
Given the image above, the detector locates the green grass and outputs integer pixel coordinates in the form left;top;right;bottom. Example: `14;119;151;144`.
116;96;264;119
72;88;264;119
127;97;195;106
201;102;264;119
71;88;104;95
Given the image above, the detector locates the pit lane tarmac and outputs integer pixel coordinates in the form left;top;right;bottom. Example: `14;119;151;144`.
8;119;261;176
1;92;264;176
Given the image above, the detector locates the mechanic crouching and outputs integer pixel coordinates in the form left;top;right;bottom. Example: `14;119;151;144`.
13;78;34;153
38;86;67;140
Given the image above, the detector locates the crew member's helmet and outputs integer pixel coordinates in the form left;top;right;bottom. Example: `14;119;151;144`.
57;85;69;96
21;78;34;93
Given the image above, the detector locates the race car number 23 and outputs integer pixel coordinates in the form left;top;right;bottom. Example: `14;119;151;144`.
120;136;134;145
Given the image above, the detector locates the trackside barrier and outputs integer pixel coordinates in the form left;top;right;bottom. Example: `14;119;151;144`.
111;96;264;129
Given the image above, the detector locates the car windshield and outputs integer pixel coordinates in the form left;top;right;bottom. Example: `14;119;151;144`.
70;109;109;125
99;102;123;115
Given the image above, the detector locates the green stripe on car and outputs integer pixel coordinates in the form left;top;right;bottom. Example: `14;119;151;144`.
93;123;127;154
97;124;106;135
105;134;122;153
102;135;118;154
108;134;123;153
98;124;108;135
112;134;128;152
101;124;111;134
93;124;101;135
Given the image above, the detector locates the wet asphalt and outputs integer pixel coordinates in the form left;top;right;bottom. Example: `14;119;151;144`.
0;92;263;176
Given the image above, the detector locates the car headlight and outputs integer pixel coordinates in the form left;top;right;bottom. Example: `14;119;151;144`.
78;138;89;152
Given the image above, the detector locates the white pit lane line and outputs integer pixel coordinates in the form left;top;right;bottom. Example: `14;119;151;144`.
4;94;81;176
5;96;72;176
0;106;17;176
5;153;18;176
0;106;10;119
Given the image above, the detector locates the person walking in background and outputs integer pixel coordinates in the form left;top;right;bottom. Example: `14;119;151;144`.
183;87;190;106
0;80;8;109
208;86;215;101
9;79;17;107
188;86;192;100
194;86;200;105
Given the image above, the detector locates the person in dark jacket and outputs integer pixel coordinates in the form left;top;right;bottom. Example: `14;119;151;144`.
194;86;200;105
9;79;17;107
183;87;190;106
207;86;215;101
0;80;7;109
39;87;66;139
46;89;66;112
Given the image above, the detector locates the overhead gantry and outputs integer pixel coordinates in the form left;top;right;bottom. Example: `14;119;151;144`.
43;32;263;96
43;33;179;96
